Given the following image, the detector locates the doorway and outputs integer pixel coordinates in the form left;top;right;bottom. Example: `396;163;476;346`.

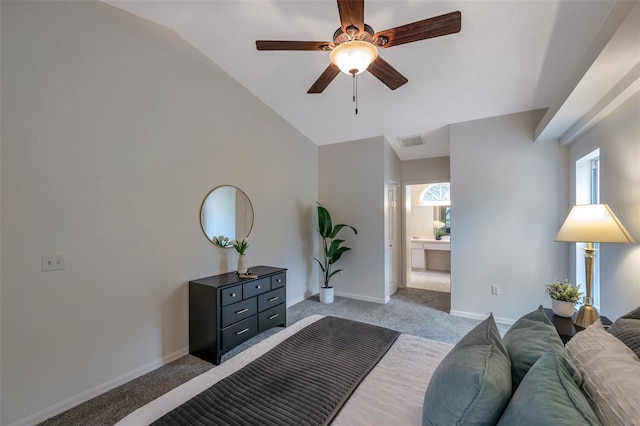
385;182;400;299
404;182;451;298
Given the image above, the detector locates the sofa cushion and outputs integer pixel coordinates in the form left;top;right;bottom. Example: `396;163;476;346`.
608;306;640;358
503;305;580;389
422;314;511;426
567;320;640;426
497;350;601;426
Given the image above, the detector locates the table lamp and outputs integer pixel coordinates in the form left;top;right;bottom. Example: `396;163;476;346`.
555;204;635;328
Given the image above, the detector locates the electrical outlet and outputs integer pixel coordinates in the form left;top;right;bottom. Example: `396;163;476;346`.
491;284;500;295
42;254;65;272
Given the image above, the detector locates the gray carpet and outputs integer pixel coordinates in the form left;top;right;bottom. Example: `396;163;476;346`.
39;287;503;425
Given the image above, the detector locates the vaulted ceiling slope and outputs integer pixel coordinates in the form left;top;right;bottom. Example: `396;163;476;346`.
106;0;637;160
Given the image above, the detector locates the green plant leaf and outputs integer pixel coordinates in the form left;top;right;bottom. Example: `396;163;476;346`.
313;258;326;272
317;203;332;238
329;247;351;264
328;269;342;280
327;239;345;257
329;224;357;239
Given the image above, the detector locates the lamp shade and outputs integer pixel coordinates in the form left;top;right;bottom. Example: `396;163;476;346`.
555;204;636;243
330;41;378;75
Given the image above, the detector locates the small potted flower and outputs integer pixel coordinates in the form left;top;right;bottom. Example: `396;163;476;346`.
230;238;249;274
433;220;446;240
545;279;583;317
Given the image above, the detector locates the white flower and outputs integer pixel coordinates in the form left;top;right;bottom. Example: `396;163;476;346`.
433;221;445;229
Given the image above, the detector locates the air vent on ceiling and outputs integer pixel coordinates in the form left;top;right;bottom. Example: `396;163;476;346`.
398;134;425;148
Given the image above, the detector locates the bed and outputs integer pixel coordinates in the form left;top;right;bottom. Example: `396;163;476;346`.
117;306;640;426
116;315;452;425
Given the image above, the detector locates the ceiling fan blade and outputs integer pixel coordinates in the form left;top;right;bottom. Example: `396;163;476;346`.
373;11;461;48
337;0;364;34
256;40;334;51
308;64;341;94
367;57;408;90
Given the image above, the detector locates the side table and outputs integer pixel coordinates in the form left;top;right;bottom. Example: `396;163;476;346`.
544;308;612;345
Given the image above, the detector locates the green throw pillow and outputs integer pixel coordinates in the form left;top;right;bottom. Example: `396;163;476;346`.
422;314;512;426
608;306;640;358
503;305;580;389
497;350;601;425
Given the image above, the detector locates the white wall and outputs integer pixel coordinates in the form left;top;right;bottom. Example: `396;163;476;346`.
401;156;450;184
318;137;386;303
567;92;640;319
450;110;570;322
0;2;317;424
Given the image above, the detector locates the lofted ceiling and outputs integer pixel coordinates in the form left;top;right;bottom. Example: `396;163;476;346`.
106;0;623;160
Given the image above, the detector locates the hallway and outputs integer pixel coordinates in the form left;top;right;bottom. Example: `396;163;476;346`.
407;270;450;293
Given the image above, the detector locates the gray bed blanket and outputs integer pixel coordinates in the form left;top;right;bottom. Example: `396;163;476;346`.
152;316;400;426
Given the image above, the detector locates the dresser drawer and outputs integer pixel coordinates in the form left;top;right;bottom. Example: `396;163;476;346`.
222;316;258;350
271;272;286;289
258;287;286;312
258;304;286;331
243;277;270;299
221;298;257;328
220;284;242;307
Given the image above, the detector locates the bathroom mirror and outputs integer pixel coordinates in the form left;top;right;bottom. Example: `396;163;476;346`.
200;185;254;246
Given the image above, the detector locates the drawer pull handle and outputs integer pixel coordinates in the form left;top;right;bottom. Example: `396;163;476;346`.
236;328;249;336
236;308;249;315
268;297;279;302
230;293;237;298
269;313;280;320
256;285;261;289
276;279;282;283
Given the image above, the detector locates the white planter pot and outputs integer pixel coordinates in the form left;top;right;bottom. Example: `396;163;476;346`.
319;287;334;304
237;254;247;275
551;299;575;318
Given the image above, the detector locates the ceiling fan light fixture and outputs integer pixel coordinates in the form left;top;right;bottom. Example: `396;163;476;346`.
330;40;378;75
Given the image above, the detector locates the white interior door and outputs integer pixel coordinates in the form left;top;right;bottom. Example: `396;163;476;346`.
386;182;400;297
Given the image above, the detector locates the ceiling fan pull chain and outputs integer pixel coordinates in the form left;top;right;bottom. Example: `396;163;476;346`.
352;72;358;115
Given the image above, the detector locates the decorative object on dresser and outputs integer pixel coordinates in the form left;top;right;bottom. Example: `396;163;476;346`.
189;265;287;365
545;279;582;318
231;238;249;274
314;202;357;304
555;203;635;328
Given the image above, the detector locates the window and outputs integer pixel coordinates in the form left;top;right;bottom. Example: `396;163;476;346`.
576;150;600;307
420;182;450;204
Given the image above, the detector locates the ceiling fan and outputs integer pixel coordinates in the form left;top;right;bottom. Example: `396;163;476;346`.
256;0;461;94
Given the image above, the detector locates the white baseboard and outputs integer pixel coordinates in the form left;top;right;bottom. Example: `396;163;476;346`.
286;294;307;306
334;291;387;304
10;347;189;426
450;310;515;326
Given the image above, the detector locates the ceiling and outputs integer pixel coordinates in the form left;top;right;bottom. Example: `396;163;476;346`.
106;0;622;160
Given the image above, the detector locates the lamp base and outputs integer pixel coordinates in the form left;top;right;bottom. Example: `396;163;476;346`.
573;305;600;328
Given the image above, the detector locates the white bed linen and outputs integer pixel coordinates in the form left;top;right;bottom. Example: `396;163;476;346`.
116;315;452;426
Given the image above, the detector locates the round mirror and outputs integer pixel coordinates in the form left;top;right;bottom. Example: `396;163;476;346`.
200;185;254;246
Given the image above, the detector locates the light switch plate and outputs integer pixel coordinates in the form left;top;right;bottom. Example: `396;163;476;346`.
42;254;65;272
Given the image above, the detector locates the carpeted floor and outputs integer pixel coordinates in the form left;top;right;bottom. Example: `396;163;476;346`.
408;270;451;293
39;287;503;426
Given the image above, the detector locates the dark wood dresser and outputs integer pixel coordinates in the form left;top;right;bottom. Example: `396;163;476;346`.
189;265;287;364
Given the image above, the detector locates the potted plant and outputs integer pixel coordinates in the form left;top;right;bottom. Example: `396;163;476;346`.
230;238;249;274
212;236;249;274
433;220;446;240
314;202;357;304
545;279;583;317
